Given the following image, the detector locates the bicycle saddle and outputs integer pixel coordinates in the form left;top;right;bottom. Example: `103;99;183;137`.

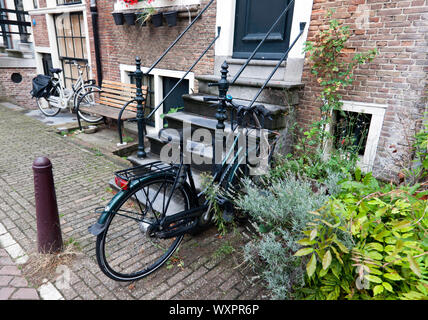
49;68;63;74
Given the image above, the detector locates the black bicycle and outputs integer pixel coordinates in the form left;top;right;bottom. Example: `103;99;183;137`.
88;94;280;282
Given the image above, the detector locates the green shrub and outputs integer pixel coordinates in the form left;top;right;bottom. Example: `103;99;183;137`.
235;173;338;299
295;171;428;300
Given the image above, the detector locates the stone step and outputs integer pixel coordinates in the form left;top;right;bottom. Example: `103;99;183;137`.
163;111;281;140
196;74;303;106
145;131;215;172
182;93;291;130
222;58;287;81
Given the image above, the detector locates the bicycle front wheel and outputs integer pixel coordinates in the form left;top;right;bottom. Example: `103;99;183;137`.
74;84;103;123
36;86;61;117
95;176;194;281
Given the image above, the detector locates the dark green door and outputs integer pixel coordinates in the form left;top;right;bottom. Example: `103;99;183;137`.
233;0;294;60
162;77;189;126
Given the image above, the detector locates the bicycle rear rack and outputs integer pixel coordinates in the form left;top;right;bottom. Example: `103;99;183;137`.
115;161;177;182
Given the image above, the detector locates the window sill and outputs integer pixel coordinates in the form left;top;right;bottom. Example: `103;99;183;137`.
114;0;201;13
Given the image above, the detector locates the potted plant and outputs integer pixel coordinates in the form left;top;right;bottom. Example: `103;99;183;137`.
164;11;178;27
136;6;156;27
123;11;136;25
151;12;163;27
112;12;124;25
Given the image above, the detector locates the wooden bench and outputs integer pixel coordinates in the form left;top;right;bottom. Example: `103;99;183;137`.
77;80;148;144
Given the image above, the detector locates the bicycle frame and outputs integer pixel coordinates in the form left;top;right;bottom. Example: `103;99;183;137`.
47;61;92;110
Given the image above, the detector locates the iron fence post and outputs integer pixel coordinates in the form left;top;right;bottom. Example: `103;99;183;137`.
215;61;229;130
134;57;147;158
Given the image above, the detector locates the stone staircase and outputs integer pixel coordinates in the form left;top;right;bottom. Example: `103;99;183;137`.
124;59;304;191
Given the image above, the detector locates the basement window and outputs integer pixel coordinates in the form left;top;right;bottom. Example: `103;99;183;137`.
333;110;372;156
327;101;387;172
129;72;155;127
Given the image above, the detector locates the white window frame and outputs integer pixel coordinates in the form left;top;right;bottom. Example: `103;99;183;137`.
120;64;195;132
325;101;387;173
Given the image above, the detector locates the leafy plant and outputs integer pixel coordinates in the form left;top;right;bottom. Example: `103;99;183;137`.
295;170;428;300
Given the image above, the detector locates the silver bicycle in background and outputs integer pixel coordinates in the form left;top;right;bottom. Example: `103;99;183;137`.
35;60;103;123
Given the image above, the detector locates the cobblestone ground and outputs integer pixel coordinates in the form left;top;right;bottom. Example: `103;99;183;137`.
0;104;267;300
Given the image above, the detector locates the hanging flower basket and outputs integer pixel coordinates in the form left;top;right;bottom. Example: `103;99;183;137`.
164;11;178;27
112;12;125;25
123;12;136;25
151;13;163;27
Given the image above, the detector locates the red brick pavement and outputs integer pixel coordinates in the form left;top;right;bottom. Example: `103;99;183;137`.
0;248;40;300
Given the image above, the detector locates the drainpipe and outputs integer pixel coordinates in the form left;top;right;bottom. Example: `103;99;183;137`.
90;0;102;85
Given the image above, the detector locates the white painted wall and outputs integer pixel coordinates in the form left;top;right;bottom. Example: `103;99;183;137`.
215;0;235;58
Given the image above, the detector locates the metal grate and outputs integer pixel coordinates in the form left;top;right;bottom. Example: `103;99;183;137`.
115;161;177;182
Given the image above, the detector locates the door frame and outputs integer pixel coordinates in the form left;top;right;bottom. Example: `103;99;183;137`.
232;0;295;60
215;0;314;78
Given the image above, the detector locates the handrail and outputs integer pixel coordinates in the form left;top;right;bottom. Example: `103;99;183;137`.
147;27;221;121
144;0;215;76
231;0;295;84
247;22;306;110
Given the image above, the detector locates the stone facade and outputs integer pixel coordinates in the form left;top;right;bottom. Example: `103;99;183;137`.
10;0;428;180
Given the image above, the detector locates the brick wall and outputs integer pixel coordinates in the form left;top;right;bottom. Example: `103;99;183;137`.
31;14;50;48
86;0;217;84
299;0;427;180
0;68;37;109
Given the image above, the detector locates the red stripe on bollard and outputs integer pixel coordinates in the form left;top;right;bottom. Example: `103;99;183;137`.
32;157;63;254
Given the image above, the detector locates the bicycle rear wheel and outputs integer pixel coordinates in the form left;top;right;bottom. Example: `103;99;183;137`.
95;176;194;281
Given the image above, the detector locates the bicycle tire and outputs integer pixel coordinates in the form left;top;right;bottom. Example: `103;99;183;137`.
74;84;103;123
95;175;196;282
36;85;61;117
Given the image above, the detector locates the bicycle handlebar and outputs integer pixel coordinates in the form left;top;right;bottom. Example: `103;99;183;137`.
216;96;274;118
65;60;90;70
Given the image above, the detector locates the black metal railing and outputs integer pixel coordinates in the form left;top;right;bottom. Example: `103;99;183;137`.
0;8;31;47
121;0;216;158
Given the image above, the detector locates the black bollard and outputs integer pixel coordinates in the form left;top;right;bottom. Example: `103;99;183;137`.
32;157;63;254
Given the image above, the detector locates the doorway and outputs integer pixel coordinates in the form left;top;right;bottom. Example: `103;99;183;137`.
233;0;294;60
